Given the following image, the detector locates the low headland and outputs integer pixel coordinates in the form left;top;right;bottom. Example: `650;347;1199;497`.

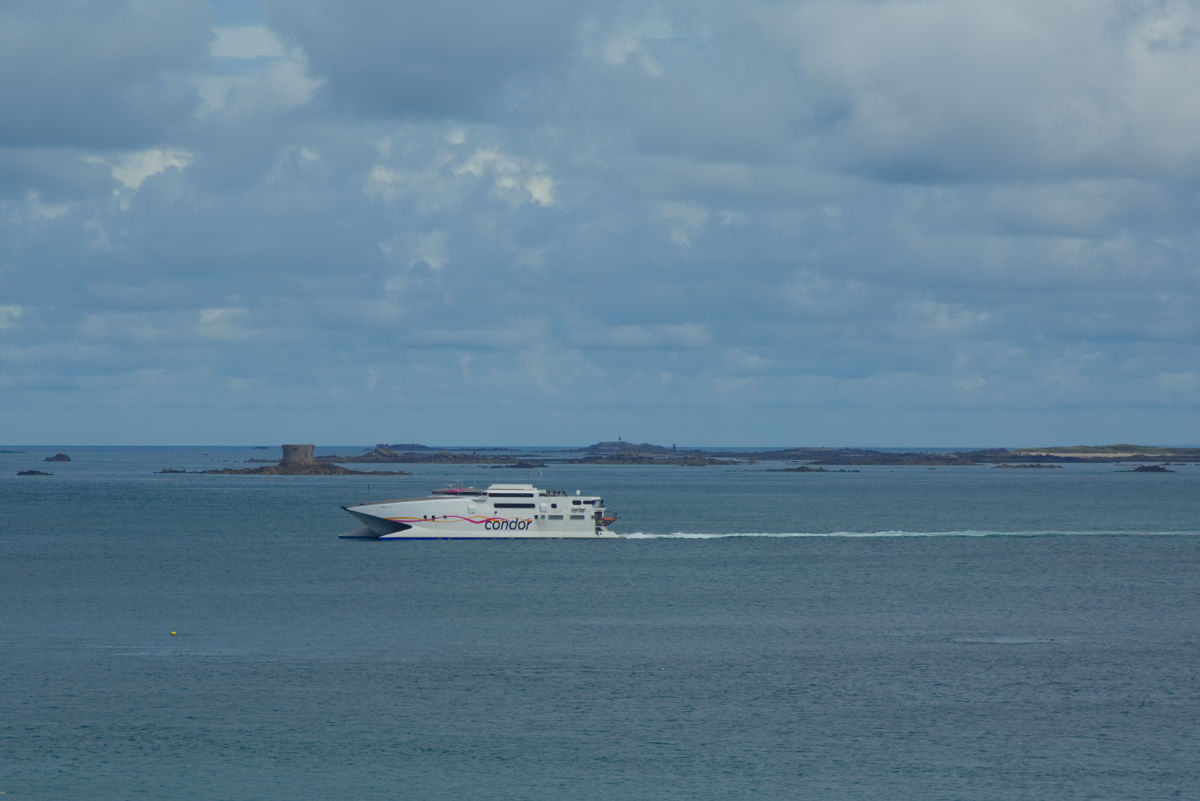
161;444;409;475
31;441;1196;477
311;441;1200;468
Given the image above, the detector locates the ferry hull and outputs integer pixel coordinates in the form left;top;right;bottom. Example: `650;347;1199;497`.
341;484;618;540
369;525;616;540
341;510;618;539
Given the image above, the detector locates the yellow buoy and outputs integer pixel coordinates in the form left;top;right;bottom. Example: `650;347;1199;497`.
170;631;177;636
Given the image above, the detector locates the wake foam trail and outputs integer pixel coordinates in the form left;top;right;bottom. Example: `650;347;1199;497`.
620;530;1200;539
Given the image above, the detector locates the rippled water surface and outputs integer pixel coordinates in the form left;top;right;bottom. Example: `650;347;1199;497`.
3;447;1199;799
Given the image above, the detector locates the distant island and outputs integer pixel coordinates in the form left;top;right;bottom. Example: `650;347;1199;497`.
318;441;737;467
162;444;409;476
994;463;1063;469
317;444;519;465
310;441;1200;467
153;441;1199;474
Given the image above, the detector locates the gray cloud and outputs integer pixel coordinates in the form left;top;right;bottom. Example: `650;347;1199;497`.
262;0;587;118
766;0;1200;182
3;0;1199;445
0;0;211;150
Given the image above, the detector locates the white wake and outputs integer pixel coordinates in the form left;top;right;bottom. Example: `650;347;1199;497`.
620;529;1199;539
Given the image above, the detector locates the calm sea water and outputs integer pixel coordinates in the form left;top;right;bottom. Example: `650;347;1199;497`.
2;447;1199;800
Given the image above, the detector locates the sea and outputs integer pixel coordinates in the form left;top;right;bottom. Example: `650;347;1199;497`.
2;446;1199;800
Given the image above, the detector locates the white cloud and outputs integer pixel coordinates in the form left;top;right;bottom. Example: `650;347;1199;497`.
362;137;465;213
409;230;450;271
196;307;250;341
195;38;322;115
953;376;988;395
894;300;990;339
980;179;1166;237
1157;370;1200;394
364;165;407;201
80;312;161;344
258;58;324;109
1034;350;1102;395
411;318;549;349
709;375;758;397
16;191;69;223
786;270;832;309
767;0;1200;180
84;219;117;251
723;347;770;371
210;25;287;59
525;175;555;206
454;147;556;207
597;17;673;78
93;148;193;191
0;304;23;329
657;201;707;247
513;343;602;395
583;323;712;348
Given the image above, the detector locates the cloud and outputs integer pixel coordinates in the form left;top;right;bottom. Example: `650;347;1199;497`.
454;147;556;207
196;306;252;341
0;304;23;329
590;15;674;78
210;25;287;59
94;148;195;191
15;191;70;223
581;323;713;349
1157;370;1200;394
657;201;707;247
0;0;210;149
197;39;323;117
894;300;990;340
766;0;1200;181
3;0;1200;445
262;0;587;117
381;229;449;271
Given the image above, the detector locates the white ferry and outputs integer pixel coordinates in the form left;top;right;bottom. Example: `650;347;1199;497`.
341;483;618;539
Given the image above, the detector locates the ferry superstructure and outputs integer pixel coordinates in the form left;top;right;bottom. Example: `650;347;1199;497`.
341;483;618;539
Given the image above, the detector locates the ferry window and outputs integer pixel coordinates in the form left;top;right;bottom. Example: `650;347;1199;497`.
494;502;536;509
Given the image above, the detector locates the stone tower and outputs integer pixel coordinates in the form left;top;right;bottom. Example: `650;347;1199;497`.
280;444;315;466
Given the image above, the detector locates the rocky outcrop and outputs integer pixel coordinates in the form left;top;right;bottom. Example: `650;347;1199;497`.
45;452;71;462
319;444;516;464
767;466;860;472
161;445;409;475
198;462;407;475
571;441;735;466
993;463;1063;469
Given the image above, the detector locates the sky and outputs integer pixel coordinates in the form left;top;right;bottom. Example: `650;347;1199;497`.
2;0;1199;447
